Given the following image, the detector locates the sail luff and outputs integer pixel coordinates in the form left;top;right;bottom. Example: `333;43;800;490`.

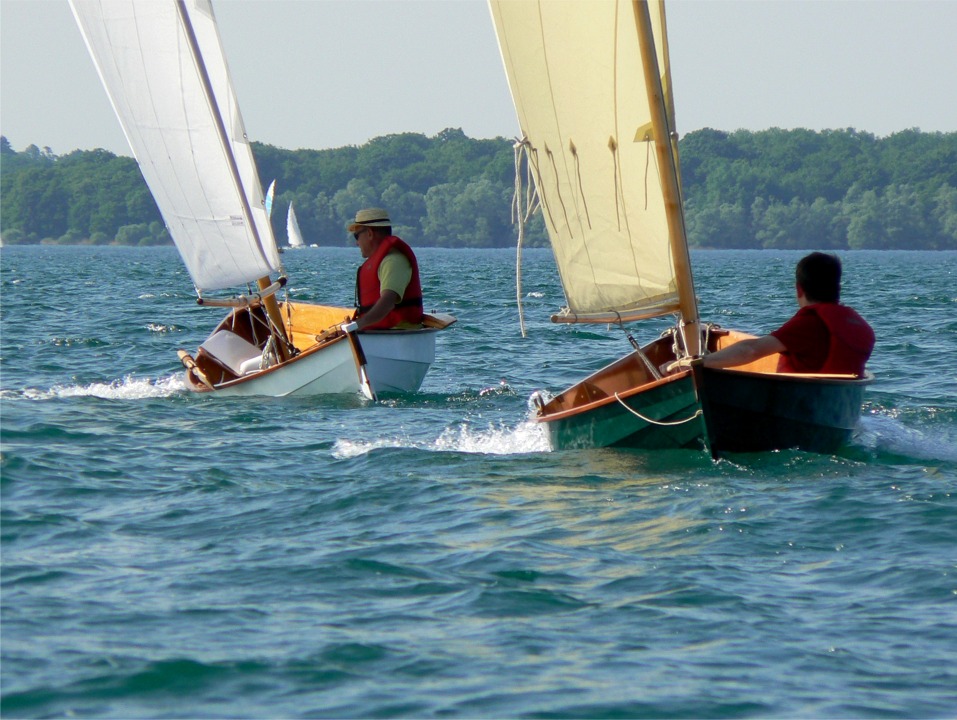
488;0;681;323
69;0;281;292
171;0;288;351
173;0;272;272
632;0;700;354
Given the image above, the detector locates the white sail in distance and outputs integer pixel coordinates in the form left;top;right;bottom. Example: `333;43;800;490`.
69;0;281;292
287;203;305;249
265;179;276;219
488;0;684;323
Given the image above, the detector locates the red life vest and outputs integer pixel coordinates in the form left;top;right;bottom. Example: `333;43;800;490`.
355;235;423;330
777;303;875;376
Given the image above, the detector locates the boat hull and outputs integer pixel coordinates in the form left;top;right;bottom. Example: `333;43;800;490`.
696;366;873;456
537;337;706;451
360;330;437;394
543;373;705;451
194;336;360;397
180;303;453;397
536;329;872;456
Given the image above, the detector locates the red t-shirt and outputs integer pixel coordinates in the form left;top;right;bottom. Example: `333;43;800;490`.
770;307;830;372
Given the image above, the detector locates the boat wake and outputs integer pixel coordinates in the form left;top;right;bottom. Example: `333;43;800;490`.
333;418;550;458
18;374;187;401
856;413;957;463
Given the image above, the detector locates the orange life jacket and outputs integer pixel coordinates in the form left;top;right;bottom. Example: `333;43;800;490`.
777;303;875;376
355;235;423;330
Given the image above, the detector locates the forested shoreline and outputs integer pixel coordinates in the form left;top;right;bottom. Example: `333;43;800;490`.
2;127;955;249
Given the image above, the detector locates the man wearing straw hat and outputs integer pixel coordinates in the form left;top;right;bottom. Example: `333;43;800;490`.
341;208;424;333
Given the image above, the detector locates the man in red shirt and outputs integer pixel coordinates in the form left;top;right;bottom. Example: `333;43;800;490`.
342;207;424;332
669;252;875;376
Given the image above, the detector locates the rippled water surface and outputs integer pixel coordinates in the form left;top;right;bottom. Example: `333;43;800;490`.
2;246;955;718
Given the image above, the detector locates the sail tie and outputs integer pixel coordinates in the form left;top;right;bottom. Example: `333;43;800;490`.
609;136;623;231
569;140;591;229
512;137;541;338
544;144;573;240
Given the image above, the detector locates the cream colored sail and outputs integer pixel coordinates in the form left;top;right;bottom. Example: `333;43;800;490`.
489;0;685;323
69;0;281;292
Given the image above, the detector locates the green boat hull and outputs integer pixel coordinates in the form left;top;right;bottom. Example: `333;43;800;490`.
696;366;873;456
543;372;705;450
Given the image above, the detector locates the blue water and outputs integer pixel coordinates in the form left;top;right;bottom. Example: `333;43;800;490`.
2;246;955;718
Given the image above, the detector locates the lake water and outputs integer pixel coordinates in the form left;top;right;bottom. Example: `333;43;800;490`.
2;246;955;718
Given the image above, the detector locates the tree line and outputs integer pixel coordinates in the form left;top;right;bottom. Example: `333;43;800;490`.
2;127;955;250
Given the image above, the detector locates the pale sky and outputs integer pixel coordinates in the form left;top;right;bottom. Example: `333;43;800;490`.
2;0;955;158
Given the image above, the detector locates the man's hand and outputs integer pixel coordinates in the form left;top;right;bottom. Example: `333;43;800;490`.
340;321;359;334
661;356;703;375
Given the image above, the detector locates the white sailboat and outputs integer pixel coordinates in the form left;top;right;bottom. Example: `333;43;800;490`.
489;0;871;455
70;0;453;398
265;179;276;219
286;202;306;249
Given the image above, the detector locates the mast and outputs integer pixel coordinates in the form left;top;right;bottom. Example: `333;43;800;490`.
174;0;290;355
632;0;700;357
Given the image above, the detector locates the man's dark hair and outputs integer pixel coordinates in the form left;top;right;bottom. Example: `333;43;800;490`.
796;252;841;303
371;225;393;238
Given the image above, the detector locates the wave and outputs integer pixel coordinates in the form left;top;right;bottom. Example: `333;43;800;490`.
333;419;550;458
333;392;551;457
856;413;957;463
18;374;186;401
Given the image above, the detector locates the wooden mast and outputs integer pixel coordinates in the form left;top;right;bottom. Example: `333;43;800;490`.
632;0;701;357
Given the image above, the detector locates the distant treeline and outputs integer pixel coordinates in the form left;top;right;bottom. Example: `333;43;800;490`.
2;128;955;249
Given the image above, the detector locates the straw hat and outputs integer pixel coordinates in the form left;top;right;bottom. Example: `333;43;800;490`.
347;208;391;232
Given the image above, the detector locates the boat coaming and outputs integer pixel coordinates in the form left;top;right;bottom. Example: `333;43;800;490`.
537;336;706;451
180;302;452;397
697;366;873;455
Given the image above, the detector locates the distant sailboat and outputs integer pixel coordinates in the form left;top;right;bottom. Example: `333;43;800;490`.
71;0;454;398
489;0;872;455
265;179;276;219
286;202;306;249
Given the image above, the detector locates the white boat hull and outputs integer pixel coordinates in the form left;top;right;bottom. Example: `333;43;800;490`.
201;336;360;397
179;303;453;397
361;330;438;394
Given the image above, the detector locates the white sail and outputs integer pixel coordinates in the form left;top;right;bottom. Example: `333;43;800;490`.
265;179;276;219
489;0;683;323
286;203;305;249
69;0;281;292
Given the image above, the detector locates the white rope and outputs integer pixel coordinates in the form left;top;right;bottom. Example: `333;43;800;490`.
613;392;703;426
512;137;539;339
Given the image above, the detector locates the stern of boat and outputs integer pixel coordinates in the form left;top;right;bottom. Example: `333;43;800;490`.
697;328;873;455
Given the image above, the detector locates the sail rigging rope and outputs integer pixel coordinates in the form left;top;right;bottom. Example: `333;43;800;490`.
613;392;703;427
512;137;540;338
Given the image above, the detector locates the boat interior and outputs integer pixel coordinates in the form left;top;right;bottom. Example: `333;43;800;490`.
536;327;797;418
180;301;457;390
537;326;866;419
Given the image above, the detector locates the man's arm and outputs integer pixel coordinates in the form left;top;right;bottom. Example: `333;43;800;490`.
701;334;786;368
665;334;785;373
354;290;400;330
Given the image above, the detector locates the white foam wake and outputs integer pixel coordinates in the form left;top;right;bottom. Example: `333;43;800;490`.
333;419;550;458
856;413;957;463
21;374;187;401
